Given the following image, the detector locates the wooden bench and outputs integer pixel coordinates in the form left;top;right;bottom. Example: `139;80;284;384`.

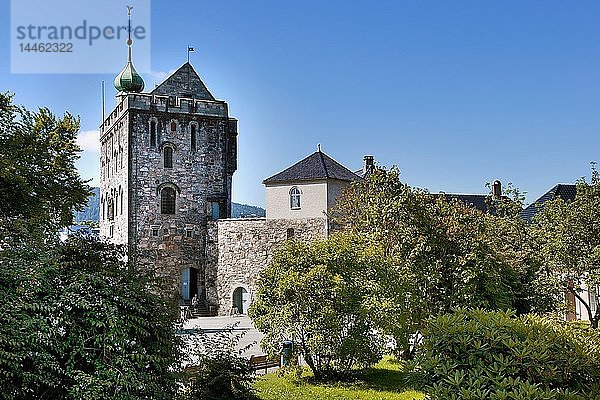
249;354;280;372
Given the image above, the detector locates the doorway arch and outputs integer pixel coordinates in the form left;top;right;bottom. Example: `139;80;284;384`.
232;286;249;314
181;267;198;304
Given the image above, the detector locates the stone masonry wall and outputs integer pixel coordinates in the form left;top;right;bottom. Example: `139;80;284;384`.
206;217;328;315
100;88;238;301
99;96;130;244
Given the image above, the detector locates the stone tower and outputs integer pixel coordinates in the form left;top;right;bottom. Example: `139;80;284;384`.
99;16;238;303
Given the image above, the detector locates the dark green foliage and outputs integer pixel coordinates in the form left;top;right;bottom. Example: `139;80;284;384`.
0;93;181;398
0;92;90;244
187;353;257;400
332;167;560;357
181;321;258;400
533;163;600;328
407;309;600;400
0;238;181;399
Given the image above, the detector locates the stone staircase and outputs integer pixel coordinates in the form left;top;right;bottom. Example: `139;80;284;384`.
189;300;210;318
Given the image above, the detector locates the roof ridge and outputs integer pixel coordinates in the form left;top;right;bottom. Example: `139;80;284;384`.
319;151;329;178
263;150;361;184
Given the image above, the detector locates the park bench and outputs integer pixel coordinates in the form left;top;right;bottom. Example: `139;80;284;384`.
249;354;280;372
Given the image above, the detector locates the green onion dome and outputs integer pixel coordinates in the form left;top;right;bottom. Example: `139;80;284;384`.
114;58;144;93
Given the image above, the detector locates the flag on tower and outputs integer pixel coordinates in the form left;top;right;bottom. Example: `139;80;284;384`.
187;46;195;63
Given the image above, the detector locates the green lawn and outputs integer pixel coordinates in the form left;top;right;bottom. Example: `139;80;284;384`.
254;357;424;400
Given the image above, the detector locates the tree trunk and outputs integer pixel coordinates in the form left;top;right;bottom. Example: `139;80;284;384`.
570;287;595;328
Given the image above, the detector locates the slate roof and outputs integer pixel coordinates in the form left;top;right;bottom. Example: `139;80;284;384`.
520;184;577;222
434;193;490;213
354;168;374;179
150;62;215;100
263;151;362;184
447;194;490;213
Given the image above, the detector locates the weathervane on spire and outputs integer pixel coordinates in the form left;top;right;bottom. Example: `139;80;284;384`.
126;6;134;51
114;5;144;93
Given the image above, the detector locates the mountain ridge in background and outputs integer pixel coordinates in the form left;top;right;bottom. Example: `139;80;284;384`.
74;187;265;223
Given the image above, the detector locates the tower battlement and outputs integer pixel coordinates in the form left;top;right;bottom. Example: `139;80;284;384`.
101;93;230;137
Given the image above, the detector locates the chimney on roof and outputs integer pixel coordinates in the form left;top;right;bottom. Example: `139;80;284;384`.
492;180;502;199
363;155;375;175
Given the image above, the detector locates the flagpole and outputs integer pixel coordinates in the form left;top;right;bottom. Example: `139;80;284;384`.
187;45;190;63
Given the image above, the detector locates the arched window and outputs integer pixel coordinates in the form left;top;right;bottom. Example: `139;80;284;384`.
170;121;177;132
190;124;197;151
150;120;157;147
290;187;301;210
161;187;176;214
164;147;173;168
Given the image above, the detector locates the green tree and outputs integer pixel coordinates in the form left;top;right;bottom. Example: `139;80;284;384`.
0;94;181;398
332;167;550;355
0;92;89;244
533;164;600;328
249;233;387;380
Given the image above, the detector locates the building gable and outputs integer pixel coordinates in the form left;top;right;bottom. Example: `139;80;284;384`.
263;150;361;185
151;62;215;100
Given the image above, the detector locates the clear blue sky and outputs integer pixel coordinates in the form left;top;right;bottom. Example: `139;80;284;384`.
2;0;599;207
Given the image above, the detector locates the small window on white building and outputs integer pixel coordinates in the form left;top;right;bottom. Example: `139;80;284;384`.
290;187;301;210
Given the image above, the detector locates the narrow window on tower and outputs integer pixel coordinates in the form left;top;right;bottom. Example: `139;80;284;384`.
161;187;176;214
190;124;197;152
170;121;177;132
150;120;157;147
164;147;173;168
107;197;114;220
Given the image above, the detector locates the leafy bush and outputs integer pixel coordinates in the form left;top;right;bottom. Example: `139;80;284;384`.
407;309;600;400
181;321;257;400
249;233;386;381
186;353;257;400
